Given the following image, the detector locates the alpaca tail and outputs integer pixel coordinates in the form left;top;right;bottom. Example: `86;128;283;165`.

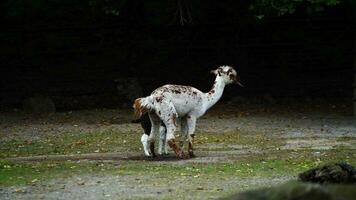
133;96;154;119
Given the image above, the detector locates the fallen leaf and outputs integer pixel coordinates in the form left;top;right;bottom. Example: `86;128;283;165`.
31;179;38;183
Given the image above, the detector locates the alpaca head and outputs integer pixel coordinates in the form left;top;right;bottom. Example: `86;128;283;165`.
211;66;243;86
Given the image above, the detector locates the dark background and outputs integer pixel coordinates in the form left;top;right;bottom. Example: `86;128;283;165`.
0;1;354;111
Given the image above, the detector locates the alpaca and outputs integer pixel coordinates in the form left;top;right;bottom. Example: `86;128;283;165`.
133;66;242;158
132;113;168;156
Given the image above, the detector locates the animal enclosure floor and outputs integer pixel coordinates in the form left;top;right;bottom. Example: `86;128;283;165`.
0;101;355;199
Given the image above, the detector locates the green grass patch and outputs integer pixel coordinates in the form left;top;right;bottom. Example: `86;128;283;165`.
195;130;285;149
0;129;142;158
1;127;355;190
0;147;355;187
0;159;105;186
0;129;284;159
120;150;355;178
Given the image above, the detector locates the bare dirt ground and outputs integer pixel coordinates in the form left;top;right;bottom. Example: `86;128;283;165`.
0;101;356;199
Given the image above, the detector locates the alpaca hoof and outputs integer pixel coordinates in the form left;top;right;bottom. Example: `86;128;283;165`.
178;155;188;159
168;139;188;159
189;152;196;158
178;151;188;159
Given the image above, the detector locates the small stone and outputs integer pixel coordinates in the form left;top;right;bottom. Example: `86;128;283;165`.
196;186;204;190
14;188;26;193
77;181;85;185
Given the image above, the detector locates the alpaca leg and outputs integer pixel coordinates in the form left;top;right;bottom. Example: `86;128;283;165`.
141;134;150;156
166;122;187;159
187;115;196;158
148;113;161;157
163;113;186;158
158;123;167;155
180;117;188;149
163;136;169;154
155;101;186;159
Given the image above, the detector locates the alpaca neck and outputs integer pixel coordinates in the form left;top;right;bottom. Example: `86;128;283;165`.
204;76;226;110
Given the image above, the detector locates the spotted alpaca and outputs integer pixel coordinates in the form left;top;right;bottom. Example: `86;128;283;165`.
133;66;242;159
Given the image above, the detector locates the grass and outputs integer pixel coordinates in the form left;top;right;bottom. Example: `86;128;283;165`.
0;127;355;200
0;160;94;186
1;147;355;187
195;130;286;151
0;157;307;186
0;129;282;158
0;129;142;158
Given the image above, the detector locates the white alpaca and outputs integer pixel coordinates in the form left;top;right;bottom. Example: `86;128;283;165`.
133;66;242;158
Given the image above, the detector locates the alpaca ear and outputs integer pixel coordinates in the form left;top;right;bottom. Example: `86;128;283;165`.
210;69;217;75
217;67;222;76
211;68;222;76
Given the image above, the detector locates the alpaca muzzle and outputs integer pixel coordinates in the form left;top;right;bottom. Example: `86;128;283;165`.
234;76;244;87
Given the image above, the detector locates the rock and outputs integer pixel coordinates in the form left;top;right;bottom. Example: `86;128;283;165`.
298;162;356;184
23;95;56;114
223;163;356;200
77;181;85;185
223;181;356;200
14;188;26;193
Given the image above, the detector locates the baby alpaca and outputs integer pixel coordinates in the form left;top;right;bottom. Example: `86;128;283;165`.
132;113;168;156
133;66;242;159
